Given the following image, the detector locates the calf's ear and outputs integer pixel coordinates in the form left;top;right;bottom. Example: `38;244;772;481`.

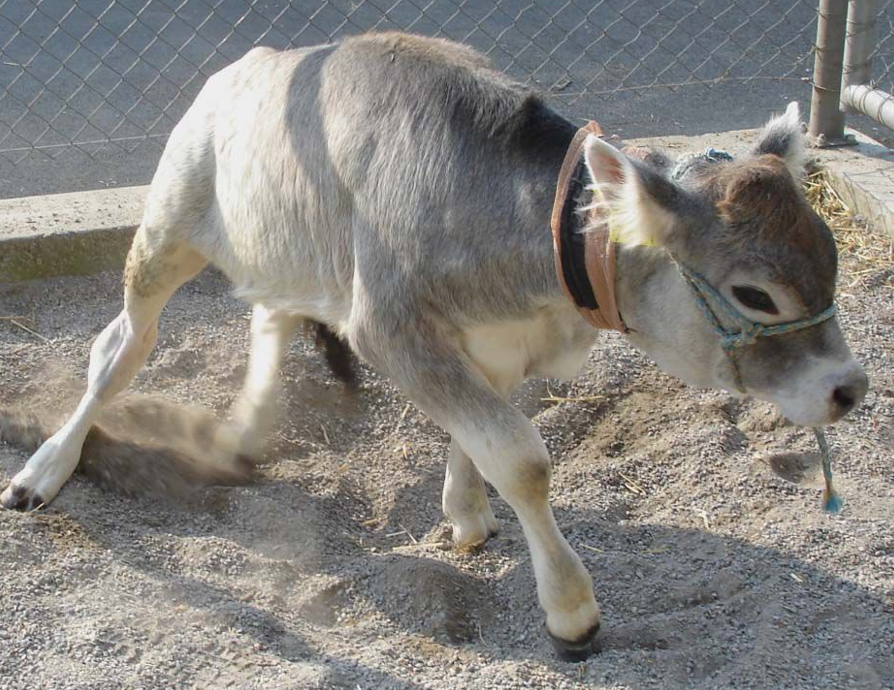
582;134;689;251
752;101;805;179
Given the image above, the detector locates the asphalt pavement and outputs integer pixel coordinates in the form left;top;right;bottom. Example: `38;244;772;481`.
0;0;889;199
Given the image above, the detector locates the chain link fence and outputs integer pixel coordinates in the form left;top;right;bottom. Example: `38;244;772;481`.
868;0;894;91
0;0;825;195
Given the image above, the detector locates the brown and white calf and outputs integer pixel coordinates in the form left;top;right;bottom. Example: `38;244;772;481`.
0;33;867;660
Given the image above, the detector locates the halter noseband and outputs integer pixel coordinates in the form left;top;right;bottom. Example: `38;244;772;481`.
675;262;837;393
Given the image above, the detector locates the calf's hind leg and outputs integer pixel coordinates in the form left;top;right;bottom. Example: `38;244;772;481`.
214;304;302;460
0;235;206;510
443;440;499;550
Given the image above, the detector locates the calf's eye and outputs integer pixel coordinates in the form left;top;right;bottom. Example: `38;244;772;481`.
731;285;779;315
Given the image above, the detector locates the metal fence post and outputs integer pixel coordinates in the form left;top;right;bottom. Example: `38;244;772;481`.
840;0;894;132
841;0;877;112
808;0;849;144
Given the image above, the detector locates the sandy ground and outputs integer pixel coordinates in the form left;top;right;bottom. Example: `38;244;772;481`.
1;216;893;689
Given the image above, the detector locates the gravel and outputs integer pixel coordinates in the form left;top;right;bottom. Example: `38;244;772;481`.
0;220;892;690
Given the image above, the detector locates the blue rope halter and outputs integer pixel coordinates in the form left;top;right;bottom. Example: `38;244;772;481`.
678;262;842;512
666;145;842;512
670;147;735;182
674;262;837;393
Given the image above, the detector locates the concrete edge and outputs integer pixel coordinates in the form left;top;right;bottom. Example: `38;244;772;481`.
1;128;892;283
812;130;894;241
0;186;145;282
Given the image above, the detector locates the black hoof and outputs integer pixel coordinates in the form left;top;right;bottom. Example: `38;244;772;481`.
547;622;602;662
0;484;46;511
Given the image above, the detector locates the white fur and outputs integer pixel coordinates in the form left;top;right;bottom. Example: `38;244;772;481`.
461;301;595;388
757;101;806;179
442;439;499;550
581;135;676;247
754;353;867;426
220;304;303;458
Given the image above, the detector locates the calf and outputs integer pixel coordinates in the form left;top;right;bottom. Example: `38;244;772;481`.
0;33;867;660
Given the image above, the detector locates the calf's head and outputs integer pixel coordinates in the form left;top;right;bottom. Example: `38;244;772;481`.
583;103;868;426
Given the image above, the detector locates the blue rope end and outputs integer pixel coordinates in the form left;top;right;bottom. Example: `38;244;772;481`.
814;427;842;514
822;488;843;514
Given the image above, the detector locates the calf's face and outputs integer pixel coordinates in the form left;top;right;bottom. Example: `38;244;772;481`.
583;103;868;426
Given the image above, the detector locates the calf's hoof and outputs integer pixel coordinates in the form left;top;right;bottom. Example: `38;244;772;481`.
0;483;46;512
449;512;499;552
547;622;602;662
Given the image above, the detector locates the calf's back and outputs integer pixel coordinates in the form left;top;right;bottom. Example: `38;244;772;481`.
149;33;578;337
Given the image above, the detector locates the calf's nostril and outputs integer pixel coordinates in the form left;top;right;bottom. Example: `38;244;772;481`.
830;368;869;417
832;385;856;412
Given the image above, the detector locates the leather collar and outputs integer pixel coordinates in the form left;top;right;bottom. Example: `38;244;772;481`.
550;121;628;333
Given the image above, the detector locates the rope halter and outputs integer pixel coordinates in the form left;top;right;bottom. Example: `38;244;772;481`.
674;261;838;393
670;147;735;182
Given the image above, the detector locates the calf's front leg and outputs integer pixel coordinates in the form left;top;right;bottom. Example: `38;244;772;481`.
357;326;601;660
455;413;601;660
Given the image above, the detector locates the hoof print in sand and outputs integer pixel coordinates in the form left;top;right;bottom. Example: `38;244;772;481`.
299;580;351;628
366;557;492;644
765;451;825;488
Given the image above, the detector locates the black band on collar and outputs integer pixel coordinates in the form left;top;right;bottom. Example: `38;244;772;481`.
558;159;598;310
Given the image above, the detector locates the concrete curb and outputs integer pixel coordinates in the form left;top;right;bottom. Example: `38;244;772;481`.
813;130;894;241
0;186;145;282
0;128;892;283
